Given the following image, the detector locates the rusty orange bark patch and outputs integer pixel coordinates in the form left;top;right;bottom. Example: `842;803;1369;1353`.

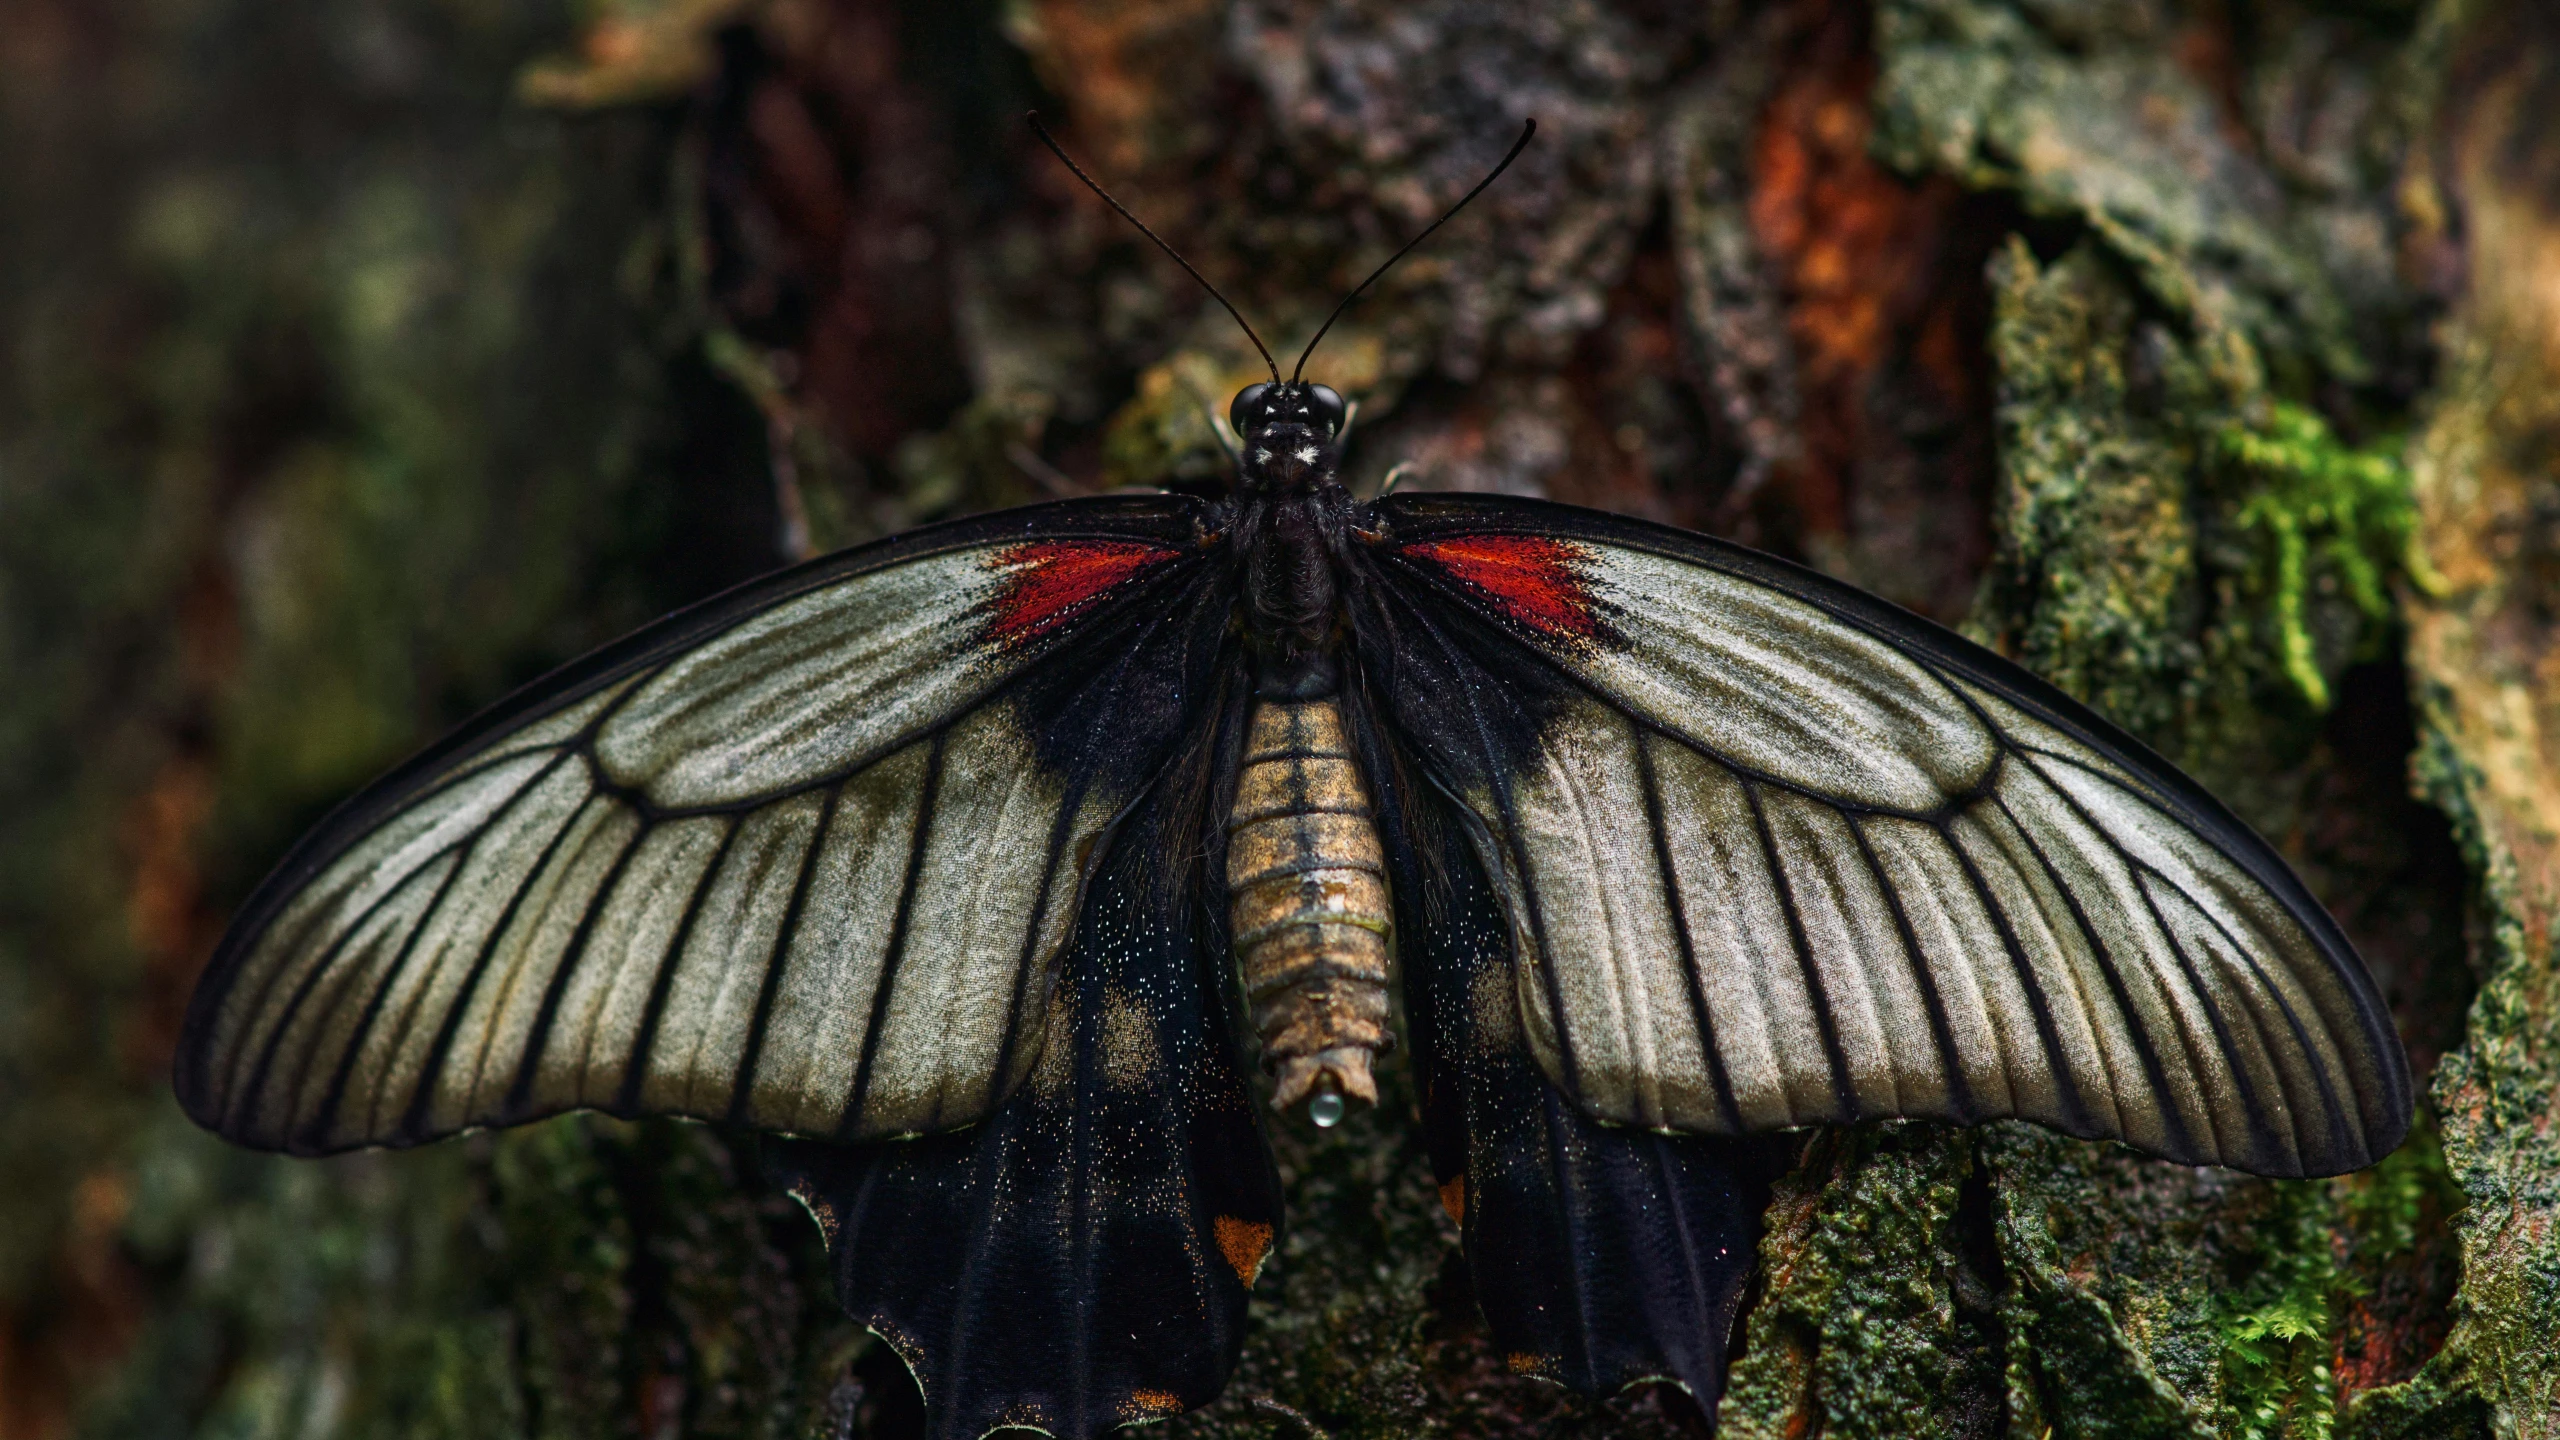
1740;0;1996;599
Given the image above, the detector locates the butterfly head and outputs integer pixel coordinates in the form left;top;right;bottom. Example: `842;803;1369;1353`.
1230;381;1345;495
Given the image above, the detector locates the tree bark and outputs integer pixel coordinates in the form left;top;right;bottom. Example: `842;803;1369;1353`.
2;0;2551;1437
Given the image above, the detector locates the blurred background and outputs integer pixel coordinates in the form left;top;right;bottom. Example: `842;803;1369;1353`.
4;0;2557;1435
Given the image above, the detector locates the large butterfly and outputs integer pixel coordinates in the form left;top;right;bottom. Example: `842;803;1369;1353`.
175;122;2410;1438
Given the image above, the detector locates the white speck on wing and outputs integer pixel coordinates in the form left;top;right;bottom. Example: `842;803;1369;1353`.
1296;447;1318;464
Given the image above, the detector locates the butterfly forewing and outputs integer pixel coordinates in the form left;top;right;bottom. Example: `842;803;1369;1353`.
1356;492;2410;1178
178;497;1230;1156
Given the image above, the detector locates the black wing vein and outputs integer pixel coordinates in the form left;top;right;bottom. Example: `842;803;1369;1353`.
1841;813;1976;1123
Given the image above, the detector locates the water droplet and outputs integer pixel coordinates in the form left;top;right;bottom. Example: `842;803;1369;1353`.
1308;1092;1346;1128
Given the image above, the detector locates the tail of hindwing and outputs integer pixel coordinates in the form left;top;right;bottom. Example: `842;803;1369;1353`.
768;756;1280;1440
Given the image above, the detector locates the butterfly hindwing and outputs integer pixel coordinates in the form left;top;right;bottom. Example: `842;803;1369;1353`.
1348;694;1767;1409
1352;492;2410;1179
768;703;1280;1440
178;496;1231;1155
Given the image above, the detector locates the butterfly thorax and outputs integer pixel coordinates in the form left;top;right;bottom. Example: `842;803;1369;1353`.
1224;385;1393;1122
1232;391;1355;698
1233;491;1351;696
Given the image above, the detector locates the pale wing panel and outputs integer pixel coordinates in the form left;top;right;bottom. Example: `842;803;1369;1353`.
1367;493;2410;1177
213;752;596;1149
595;553;996;810
179;499;1223;1156
1573;549;1998;811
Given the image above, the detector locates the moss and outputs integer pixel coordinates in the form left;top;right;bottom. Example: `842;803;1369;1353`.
2336;1371;2491;1440
2334;1111;2461;1297
1973;244;2411;791
1720;1126;2002;1440
1972;235;2216;752
1977;1124;2214;1440
2213;1180;2339;1440
2215;405;2425;713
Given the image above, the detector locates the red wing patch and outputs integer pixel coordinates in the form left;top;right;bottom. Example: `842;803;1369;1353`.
1402;535;1609;644
984;540;1177;647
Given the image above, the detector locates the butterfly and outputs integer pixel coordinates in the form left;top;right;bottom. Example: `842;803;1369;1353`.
175;118;2411;1438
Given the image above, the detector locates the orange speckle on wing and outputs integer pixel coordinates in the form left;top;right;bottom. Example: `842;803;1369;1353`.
1214;1215;1273;1287
1404;535;1603;642
1506;1352;1556;1378
1438;1176;1466;1226
986;540;1173;646
1126;1389;1185;1418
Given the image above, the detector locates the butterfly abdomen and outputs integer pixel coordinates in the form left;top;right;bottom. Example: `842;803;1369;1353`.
1225;698;1393;1112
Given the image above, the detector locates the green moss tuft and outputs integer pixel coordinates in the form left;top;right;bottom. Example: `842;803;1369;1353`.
1721;1125;2001;1440
2216;405;2424;712
2212;1180;2339;1440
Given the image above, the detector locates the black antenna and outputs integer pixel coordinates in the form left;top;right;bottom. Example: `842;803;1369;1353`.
1293;119;1536;383
1027;112;1282;386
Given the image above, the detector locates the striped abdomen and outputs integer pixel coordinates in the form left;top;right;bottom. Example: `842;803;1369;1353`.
1226;699;1393;1114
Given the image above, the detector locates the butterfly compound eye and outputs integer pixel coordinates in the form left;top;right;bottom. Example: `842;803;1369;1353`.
1306;385;1346;437
1229;383;1273;437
